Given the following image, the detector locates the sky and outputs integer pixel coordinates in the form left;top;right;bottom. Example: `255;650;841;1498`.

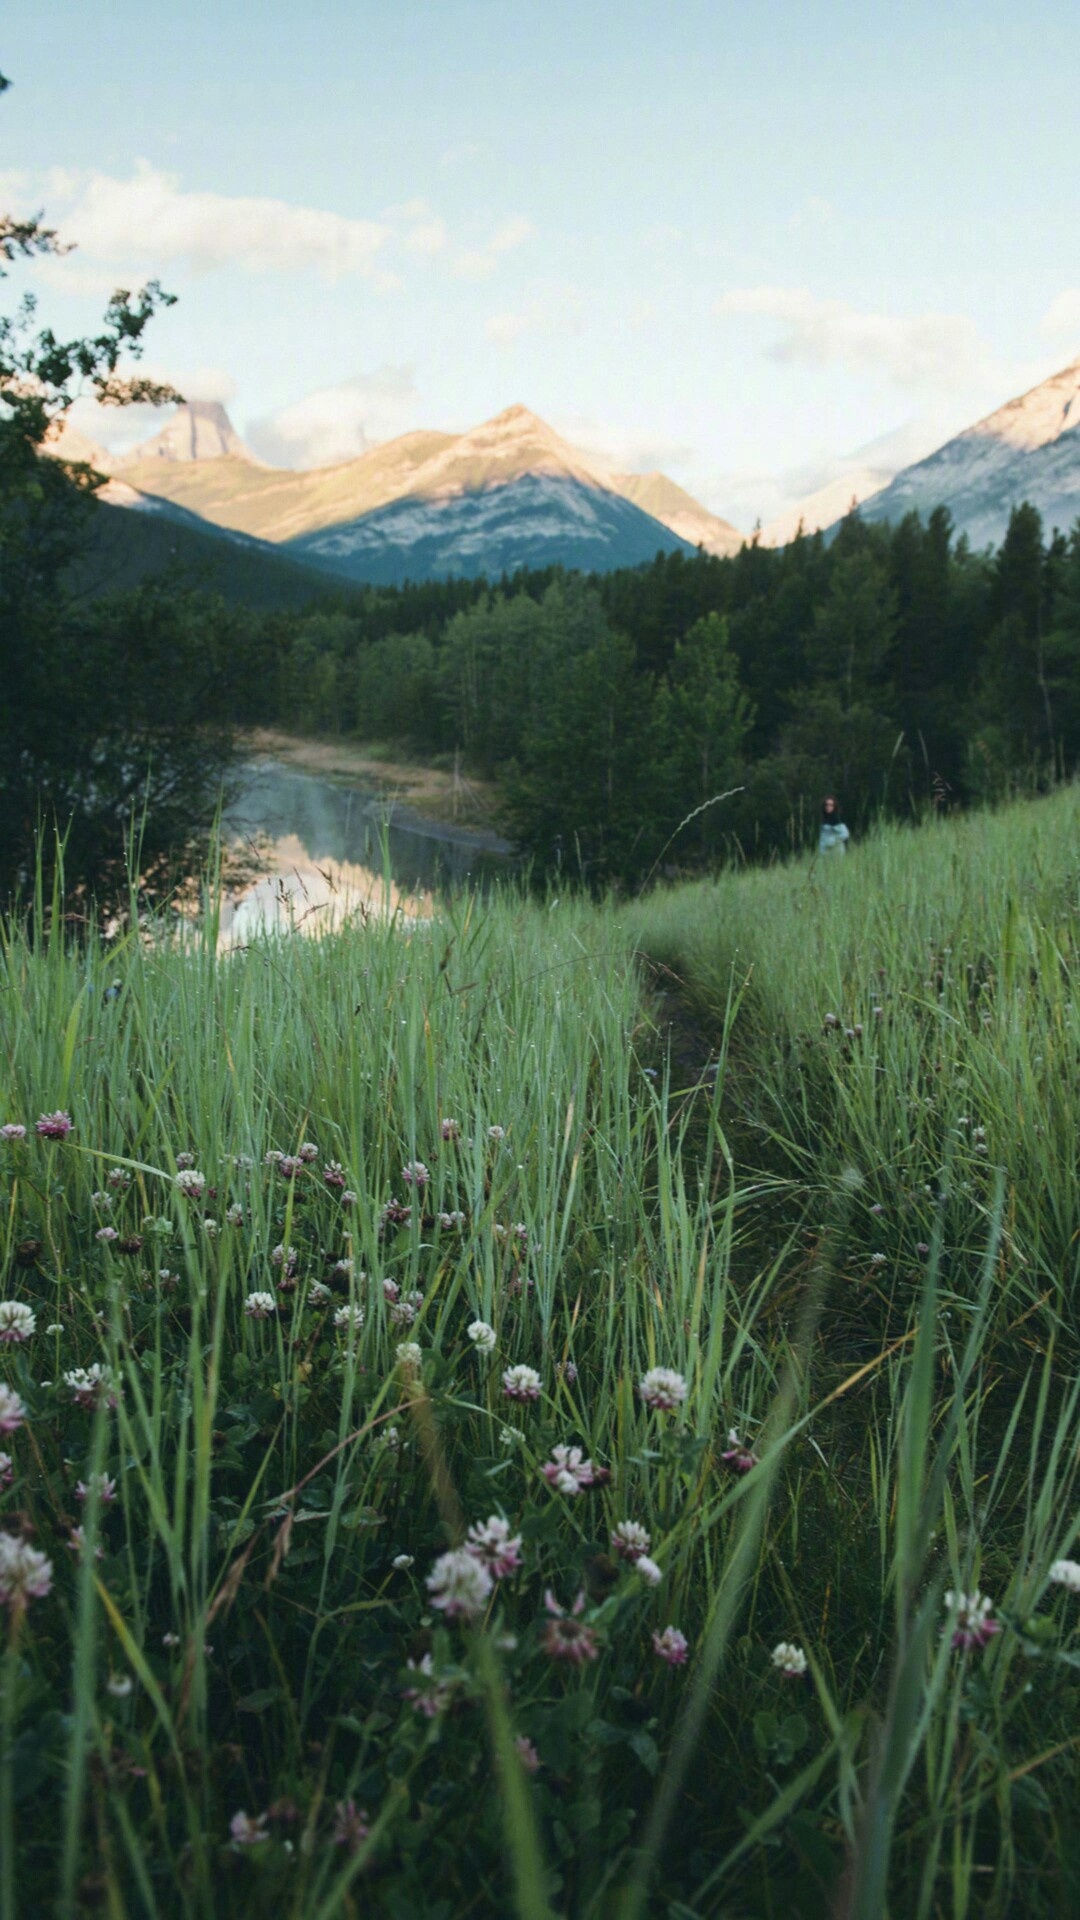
4;0;1080;530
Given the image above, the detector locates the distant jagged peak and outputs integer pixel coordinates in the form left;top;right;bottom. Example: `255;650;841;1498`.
125;399;255;465
962;356;1080;454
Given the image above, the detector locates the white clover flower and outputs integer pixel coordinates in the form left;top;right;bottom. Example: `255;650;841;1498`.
269;1244;296;1269
90;1191;113;1210
870;1251;887;1267
426;1547;493;1619
64;1364;118;1410
540;1444;598;1494
0;1534;53;1607
174;1169;206;1200
45;1324;62;1335
771;1641;808;1676
225;1203;244;1227
105;1673;133;1698
341;1189;358;1208
465;1515;523;1579
0;1386;26;1434
297;1142;319;1164
175;1151;196;1170
0;1124;27;1142
612;1520;651;1562
95;1227;120;1244
467;1320;497;1354
401;1159;429;1188
331;1257;355;1279
76;1473;117;1504
308;1281;333;1306
439;1210;466;1231
1049;1558;1080;1594
0;1455;12;1486
0;1301;35;1344
395;1341;422;1371
499;1426;523;1449
392;1553;415;1570
244;1293;277;1320
229;1810;269;1847
652;1625;689;1666
201;1217;218;1238
636;1555;663;1587
502;1364;542;1402
334;1304;365;1333
944;1590;1000;1649
638;1367;688;1412
106;1167;131;1191
487;1125;506;1142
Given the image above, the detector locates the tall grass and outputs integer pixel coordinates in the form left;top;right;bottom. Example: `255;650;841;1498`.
2;796;1080;1913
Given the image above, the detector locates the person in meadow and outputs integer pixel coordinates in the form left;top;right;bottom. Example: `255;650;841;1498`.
818;796;850;856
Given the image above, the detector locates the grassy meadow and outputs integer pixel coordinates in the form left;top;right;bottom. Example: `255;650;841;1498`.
4;791;1080;1916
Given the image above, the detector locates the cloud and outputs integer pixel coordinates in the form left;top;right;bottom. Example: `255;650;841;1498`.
453;215;534;280
485;281;582;345
246;366;422;469
66;365;240;450
715;286;1001;390
35;161;394;285
1041;290;1080;340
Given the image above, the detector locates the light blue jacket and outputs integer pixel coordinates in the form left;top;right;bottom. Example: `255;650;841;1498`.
819;820;850;855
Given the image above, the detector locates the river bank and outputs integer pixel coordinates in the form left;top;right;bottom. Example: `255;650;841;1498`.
240;728;504;834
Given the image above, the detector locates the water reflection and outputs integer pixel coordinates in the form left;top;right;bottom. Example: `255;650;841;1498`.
221;762;510;939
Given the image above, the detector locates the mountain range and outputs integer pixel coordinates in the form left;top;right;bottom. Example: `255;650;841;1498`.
48;357;1080;587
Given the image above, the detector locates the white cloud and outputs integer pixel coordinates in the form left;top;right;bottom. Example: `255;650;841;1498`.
715;286;1001;390
65;365;240;450
32;161;394;285
1041;290;1080;339
246;366;422;469
453;215;534;280
485;281;582;345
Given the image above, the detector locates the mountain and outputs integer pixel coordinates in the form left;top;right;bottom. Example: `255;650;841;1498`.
611;471;742;556
124;398;255;463
854;360;1080;547
286;406;697;582
101;400;739;576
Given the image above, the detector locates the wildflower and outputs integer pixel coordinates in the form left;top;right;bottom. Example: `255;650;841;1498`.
106;1673;133;1698
557;1358;578;1385
404;1651;454;1716
382;1278;401;1305
0;1535;53;1607
0;1387;26;1434
720;1429;759;1474
35;1111;73;1140
65;1364;118;1410
341;1189;358;1209
402;1160;429;1188
67;1525;104;1560
308;1281;333;1306
91;1191;113;1210
323;1161;346;1189
174;1169;206;1201
870;1252;887;1267
426;1547;493;1619
541;1444;599;1495
276;1155;302;1180
201;1218;217;1238
106;1167;131;1190
771;1641;808;1677
440;1118;461;1142
465;1515;523;1579
944;1590;1001;1650
225;1203;244;1227
638;1367;688;1413
175;1151;197;1169
612;1520;651;1562
0;1456;12;1487
391;1553;414;1570
334;1304;364;1333
1049;1559;1080;1594
636;1555;663;1587
270;1244;296;1269
0;1124;26;1142
0;1301;35;1344
488;1125;506;1142
297;1142;319;1164
396;1341;422;1371
162;1631;181;1647
467;1320;497;1354
230;1810;269;1847
439;1210;466;1230
263;1149;284;1168
502;1364;542;1403
515;1735;540;1772
244;1293;276;1320
379;1425;402;1452
331;1799;370;1853
541;1589;598;1665
652;1626;689;1666
76;1473;117;1504
44;1324;62;1335
380;1198;411;1231
95;1227;119;1244
499;1426;523;1449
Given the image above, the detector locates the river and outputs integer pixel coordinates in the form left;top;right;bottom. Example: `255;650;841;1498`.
219;760;512;940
